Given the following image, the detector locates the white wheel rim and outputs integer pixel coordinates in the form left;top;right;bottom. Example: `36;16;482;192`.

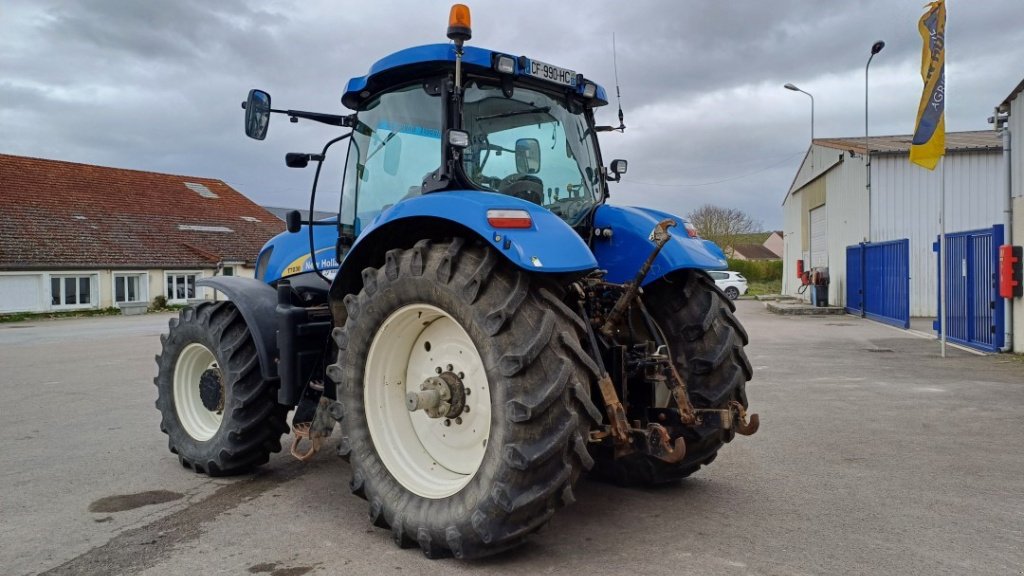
174;343;223;441
365;304;491;499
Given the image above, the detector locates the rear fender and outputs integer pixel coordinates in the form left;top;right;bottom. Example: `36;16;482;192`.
196;277;279;381
330;190;598;299
592;205;729;285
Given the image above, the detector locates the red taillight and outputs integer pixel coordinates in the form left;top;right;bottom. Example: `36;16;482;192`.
487;209;532;229
684;222;699;238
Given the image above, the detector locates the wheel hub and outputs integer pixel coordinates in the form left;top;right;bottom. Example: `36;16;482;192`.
406;370;466;419
198;368;224;412
364;303;491;499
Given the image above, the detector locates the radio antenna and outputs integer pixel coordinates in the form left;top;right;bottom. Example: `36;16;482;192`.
612;32;626;132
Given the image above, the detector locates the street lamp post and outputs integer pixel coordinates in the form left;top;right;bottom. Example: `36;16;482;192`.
784;83;814;142
785;83;814;170
865;40;885;242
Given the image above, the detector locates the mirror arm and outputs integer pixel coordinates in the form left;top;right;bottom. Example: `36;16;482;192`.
268;108;354;128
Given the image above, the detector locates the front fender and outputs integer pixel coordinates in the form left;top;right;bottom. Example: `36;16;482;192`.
335;190;598;286
592;205;728;285
196;277;279;381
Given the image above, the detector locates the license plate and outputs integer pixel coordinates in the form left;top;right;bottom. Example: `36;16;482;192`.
524;58;577;87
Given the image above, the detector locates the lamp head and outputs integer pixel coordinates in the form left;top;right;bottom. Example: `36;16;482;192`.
784;83;799;91
871;40;885;55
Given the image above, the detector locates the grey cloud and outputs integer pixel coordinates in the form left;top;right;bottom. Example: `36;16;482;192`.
2;0;1022;230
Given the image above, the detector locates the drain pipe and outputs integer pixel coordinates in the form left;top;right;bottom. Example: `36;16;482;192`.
998;112;1013;352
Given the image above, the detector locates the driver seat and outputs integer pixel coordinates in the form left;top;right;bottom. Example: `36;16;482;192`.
499;174;544;205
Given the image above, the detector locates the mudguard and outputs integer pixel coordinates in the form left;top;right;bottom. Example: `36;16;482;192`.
592;205;728;285
196;277;279;381
336;190;598;282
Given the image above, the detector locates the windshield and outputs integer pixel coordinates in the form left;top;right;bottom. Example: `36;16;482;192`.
341;82;442;234
462;81;602;225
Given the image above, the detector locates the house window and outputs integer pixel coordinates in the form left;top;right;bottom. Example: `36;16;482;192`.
114;274;146;303
165;272;200;302
222;266;234;277
50;275;95;308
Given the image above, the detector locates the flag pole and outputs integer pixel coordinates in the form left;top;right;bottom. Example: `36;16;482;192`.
939;156;946;358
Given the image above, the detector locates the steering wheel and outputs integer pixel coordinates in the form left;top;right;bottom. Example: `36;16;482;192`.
497;173;544;205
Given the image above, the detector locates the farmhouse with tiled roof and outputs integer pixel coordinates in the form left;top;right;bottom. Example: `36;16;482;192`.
0;154;283;313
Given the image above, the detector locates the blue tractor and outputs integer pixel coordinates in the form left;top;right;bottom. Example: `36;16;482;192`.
154;5;756;559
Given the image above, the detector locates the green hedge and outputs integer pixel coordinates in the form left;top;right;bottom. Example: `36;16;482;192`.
726;258;782;282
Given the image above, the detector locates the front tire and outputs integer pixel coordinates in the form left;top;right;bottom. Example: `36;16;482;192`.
333;239;599;558
155;302;289;476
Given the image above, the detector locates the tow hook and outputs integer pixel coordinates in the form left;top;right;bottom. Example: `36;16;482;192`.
643;423;686;464
730;400;760;436
291;396;343;461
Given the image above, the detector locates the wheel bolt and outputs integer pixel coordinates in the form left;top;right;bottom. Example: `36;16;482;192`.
455;417;463;425
465;389;471;396
458;372;465;379
446;364;453;372
435;366;442;374
444;419;452;427
463;405;470;413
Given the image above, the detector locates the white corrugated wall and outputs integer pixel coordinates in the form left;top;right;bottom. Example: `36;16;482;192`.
871;149;1005;317
782;191;805;297
823;155;869;306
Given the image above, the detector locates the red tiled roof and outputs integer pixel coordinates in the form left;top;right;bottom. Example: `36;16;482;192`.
0;154;284;269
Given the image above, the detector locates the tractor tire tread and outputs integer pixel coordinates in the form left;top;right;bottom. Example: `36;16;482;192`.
334;239;592;558
154;301;287;477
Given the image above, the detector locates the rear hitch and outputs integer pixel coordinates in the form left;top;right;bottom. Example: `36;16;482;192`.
641;423;686;464
290;396;343;461
730;400;760;436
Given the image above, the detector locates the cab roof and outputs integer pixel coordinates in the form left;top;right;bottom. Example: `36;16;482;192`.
341;43;608;110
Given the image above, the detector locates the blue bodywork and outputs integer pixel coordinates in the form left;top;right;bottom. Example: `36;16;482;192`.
254;43;724;289
342;44;608;110
257;223;341;283
592;205;728;285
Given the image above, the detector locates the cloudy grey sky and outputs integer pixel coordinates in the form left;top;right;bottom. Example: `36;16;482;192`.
3;1;1023;230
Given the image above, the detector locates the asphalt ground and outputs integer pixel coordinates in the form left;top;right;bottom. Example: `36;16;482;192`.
1;301;1021;576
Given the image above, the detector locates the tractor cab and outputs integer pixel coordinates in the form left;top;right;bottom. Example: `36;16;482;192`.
337;43;613;232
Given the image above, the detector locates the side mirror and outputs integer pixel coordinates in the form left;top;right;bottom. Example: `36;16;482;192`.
285;210;302;233
244;89;271;140
383;134;403;176
515;138;541;174
610;159;628;181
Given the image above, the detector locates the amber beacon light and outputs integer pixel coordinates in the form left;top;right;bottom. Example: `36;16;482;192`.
447;4;472;43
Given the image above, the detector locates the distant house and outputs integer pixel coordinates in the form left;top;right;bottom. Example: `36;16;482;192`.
762;231;783;258
723;231;783;259
732;243;780;261
0;155;283;314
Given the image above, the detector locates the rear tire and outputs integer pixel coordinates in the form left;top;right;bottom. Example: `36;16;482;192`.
593;270;752;485
332;239;598;558
724;286;740;300
155;302;289;476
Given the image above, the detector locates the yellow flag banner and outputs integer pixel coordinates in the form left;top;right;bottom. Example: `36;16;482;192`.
910;0;946;170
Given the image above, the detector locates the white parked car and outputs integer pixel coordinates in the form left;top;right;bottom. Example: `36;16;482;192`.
709;271;748;300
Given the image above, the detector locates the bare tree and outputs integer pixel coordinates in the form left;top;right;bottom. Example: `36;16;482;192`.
685;204;761;256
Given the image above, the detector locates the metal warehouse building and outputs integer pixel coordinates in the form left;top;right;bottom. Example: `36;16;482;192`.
781;128;1019;352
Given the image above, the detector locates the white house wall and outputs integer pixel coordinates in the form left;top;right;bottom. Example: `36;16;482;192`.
871;150;1005;317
